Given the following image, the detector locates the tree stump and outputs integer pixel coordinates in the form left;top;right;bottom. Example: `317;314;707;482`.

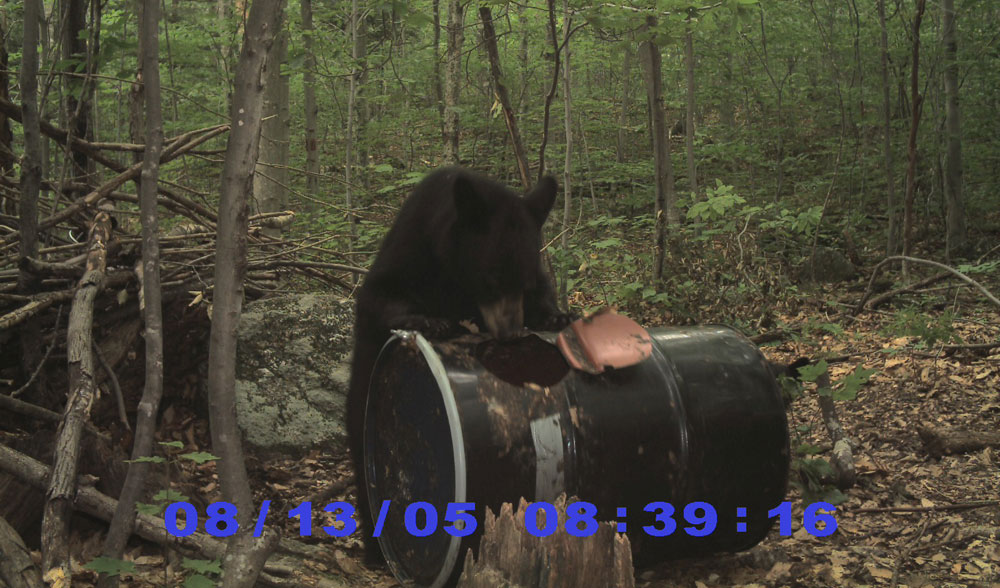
457;495;634;588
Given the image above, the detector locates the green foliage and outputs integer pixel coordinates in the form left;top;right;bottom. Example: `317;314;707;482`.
788;360;872;503
686;180;746;223
883;308;961;348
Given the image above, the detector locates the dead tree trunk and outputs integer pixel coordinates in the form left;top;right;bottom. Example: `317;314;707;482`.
536;0;562;181
479;7;530;190
40;208;112;580
209;0;286;584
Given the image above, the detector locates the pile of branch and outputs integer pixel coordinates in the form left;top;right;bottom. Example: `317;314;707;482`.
0;96;361;341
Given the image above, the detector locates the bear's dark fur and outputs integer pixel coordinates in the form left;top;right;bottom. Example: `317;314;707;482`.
346;166;573;561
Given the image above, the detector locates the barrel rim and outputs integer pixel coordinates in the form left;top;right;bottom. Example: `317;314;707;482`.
367;331;467;588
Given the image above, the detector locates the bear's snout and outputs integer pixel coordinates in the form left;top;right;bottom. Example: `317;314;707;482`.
479;294;524;340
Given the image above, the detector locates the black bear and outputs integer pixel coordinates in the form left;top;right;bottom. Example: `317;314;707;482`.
347;166;573;561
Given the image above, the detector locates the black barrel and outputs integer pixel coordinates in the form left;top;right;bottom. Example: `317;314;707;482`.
364;326;789;588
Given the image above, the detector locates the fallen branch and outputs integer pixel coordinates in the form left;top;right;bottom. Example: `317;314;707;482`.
854;255;1000;315
41;209;112;579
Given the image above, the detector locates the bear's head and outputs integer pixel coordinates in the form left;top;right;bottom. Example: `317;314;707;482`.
447;174;557;340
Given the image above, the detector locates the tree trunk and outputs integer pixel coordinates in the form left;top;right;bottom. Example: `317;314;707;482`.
941;0;966;258
480;7;530;190
878;0;899;256
209;0;286;583
616;39;632;164
903;0;926;277
443;0;464;163
684;21;697;195
95;0;165;582
536;0;563;181
253;26;289;238
638;18;676;282
432;0;444;125
61;0;92;182
559;0;572;303
345;0;360;260
301;0;319;195
0;10;13;176
720;13;735;130
19;0;45;403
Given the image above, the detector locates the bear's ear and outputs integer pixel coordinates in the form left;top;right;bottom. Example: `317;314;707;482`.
453;174;491;225
524;176;558;226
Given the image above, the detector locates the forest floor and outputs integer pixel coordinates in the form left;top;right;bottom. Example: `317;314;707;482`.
253;297;999;588
10;291;999;587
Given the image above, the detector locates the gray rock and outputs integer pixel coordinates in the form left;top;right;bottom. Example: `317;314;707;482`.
796;246;857;283
234;293;354;453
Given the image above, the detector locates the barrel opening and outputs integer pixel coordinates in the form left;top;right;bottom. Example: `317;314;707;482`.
474;334;569;387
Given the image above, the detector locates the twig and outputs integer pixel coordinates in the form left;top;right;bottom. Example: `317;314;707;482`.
92;341;129;431
11;305;64;397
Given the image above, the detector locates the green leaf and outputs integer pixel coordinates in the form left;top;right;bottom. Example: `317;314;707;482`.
796;360;828;383
834;366;876;401
127;455;166;464
184;574;217;588
160;441;184;449
180;451;219;464
84;557;136;577
153;489;189;503
136;502;163;517
182;558;223;575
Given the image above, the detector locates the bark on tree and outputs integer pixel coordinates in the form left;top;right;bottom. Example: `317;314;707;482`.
345;0;360;254
0;10;13;176
903;0;926;278
443;0;464;163
616;38;632;164
253;24;289;238
878;0;899;256
0;515;43;588
95;0;165;582
301;0;319;195
61;0;92;181
41;207;112;581
559;0;572;303
638;19;676;282
536;0;563;181
941;0;966;258
209;0;286;584
720;13;735;130
684;18;697;195
432;0;444;125
480;7;530;190
19;0;45;404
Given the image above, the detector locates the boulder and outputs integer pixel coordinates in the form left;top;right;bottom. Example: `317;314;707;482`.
234;293;354;453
